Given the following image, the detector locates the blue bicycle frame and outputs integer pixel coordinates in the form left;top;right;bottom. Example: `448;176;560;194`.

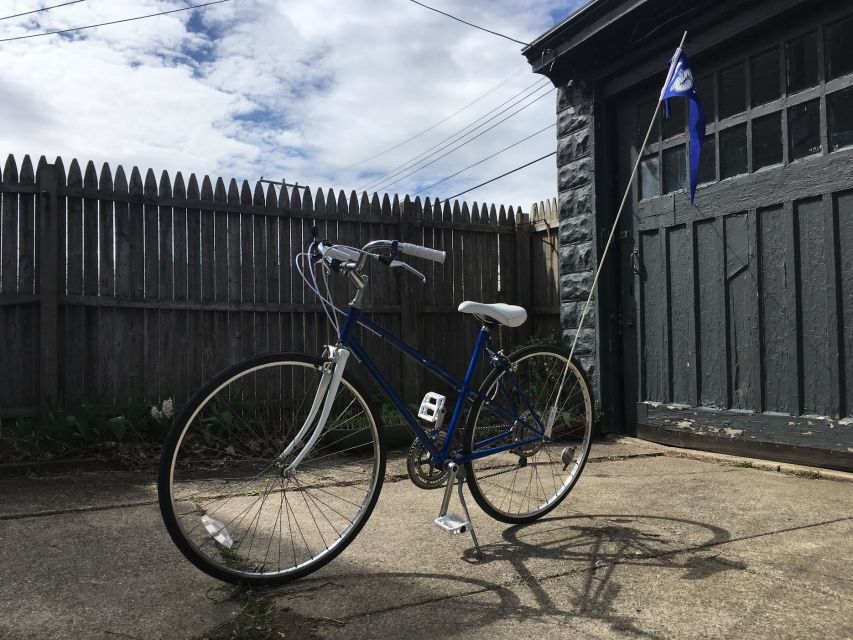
337;306;545;467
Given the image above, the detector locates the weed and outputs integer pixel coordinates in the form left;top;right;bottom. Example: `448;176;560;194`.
0;396;180;465
227;590;275;640
733;460;753;468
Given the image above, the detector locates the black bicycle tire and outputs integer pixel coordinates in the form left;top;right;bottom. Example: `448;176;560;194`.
462;344;593;524
157;351;387;586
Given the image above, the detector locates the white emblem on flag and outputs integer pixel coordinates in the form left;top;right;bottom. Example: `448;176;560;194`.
671;67;694;92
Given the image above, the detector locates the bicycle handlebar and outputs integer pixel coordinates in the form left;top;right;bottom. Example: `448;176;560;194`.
313;239;443;285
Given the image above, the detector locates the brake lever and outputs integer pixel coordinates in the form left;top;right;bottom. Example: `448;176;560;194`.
389;260;426;283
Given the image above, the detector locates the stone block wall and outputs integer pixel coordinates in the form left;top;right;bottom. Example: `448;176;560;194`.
556;81;598;394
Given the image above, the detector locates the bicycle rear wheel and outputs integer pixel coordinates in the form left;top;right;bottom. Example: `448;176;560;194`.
463;344;593;524
158;352;386;586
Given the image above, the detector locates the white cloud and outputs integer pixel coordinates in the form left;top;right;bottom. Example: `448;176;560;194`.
0;0;581;208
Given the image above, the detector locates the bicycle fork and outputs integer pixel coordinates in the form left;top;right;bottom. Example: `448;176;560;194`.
276;345;350;474
434;462;482;557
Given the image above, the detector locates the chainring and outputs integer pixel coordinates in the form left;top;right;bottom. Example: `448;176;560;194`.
406;437;448;490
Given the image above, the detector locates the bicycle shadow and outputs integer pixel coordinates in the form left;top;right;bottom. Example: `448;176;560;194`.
465;513;746;636
242;513;746;640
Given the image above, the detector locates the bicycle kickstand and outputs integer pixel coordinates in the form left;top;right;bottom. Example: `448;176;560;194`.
434;461;482;558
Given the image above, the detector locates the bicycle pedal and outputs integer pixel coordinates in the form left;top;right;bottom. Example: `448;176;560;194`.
434;513;470;535
418;392;446;426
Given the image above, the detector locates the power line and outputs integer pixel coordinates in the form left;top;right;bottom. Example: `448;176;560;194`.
409;0;532;48
0;0;232;42
442;151;556;200
371;84;553;192
0;0;87;22
371;85;554;192
360;78;550;192
341;67;526;170
359;77;547;191
360;81;548;190
414;122;554;195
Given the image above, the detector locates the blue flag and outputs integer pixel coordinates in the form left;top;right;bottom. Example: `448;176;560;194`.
661;51;706;203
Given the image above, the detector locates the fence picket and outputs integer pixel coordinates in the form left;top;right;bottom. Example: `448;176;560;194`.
15;157;35;408
215;177;230;372
239;180;254;362
113;166;132;404
0;157;11;408
264;183;280;354
185;174;202;394
143;169;160;401
172;172;190;404
64;160;85;404
200;176;217;381
97;163;115;406
158;171;176;405
253;182;268;357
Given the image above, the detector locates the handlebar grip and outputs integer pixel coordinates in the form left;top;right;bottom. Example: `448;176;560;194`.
397;242;446;264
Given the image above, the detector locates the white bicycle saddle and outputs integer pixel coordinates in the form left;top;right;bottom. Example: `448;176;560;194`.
457;301;527;327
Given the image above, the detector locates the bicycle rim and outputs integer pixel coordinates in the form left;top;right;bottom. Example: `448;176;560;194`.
464;346;593;523
158;353;385;585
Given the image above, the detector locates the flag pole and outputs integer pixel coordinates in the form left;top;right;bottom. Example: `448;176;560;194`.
553;31;688;420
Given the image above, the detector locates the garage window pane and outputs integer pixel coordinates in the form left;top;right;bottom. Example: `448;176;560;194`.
697;135;716;184
720;124;747;178
662;98;685;139
752;113;783;170
719;64;745;119
751;48;781;106
828;87;853;151
695;75;715;122
787;32;819;93
826;16;853;80
663;146;687;194
788;99;821;160
639;155;660;200
637;98;659;146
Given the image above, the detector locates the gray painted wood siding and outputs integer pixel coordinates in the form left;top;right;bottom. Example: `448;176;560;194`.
634;184;853;421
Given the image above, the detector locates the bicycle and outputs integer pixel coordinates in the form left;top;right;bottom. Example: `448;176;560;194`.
158;234;593;586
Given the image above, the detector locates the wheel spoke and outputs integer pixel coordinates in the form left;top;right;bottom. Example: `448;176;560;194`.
465;347;592;522
160;356;384;584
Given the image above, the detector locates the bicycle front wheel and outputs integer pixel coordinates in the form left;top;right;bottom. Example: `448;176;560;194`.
158;352;386;586
463;344;593;524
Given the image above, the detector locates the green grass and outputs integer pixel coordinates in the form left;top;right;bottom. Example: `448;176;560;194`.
733;460;753;468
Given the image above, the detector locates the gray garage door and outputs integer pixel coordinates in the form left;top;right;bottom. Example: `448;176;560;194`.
614;10;853;468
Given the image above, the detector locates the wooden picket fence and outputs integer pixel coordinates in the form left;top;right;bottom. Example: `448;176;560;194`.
0;154;559;419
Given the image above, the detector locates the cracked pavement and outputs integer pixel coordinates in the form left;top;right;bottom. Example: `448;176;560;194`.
1;439;851;639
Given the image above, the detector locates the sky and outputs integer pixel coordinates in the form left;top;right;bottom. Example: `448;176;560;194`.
0;0;584;210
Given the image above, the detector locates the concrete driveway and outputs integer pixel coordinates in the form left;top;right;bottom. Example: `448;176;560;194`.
1;439;851;639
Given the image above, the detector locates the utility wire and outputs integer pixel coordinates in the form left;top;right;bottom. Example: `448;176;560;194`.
359;77;547;191
414;122;554;195
0;0;87;21
371;85;554;192
442;151;555;200
0;0;232;42
409;0;532;48
360;78;550;192
341;66;526;170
